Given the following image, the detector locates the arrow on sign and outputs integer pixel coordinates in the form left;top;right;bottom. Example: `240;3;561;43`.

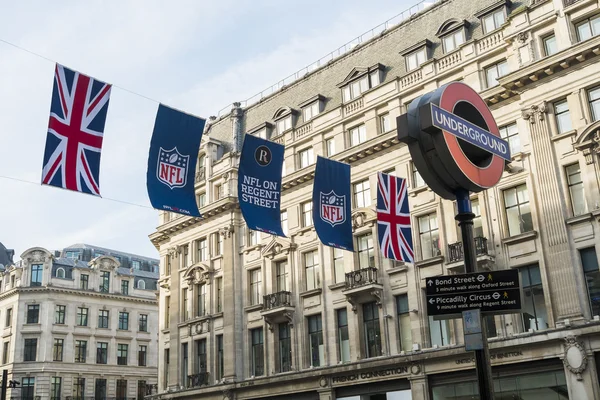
427;280;433;286
429;298;435;304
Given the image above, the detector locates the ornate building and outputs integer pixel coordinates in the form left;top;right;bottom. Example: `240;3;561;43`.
150;0;600;398
0;244;159;400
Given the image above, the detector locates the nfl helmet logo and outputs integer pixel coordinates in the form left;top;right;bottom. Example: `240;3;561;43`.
157;147;189;189
320;191;346;227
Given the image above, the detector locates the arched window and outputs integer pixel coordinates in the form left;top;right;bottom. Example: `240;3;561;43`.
56;268;66;279
137;280;146;290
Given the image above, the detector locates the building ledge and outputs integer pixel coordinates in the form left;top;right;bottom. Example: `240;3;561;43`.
501;230;538;245
328;282;346;290
550;129;577;142
386;265;408;275
566;213;593;225
414;255;444;268
244;304;263;313
299;288;322;298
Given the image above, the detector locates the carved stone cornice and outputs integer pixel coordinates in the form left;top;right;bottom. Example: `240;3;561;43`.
219;224;235;238
563;335;588;381
522;102;547;124
166;247;179;258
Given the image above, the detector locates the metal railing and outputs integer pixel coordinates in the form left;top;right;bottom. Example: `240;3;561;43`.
447;237;489;263
345;267;379;290
214;0;441;118
563;0;581;6
188;372;210;388
262;291;292;311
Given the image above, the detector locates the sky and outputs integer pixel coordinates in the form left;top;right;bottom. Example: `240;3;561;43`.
0;0;415;260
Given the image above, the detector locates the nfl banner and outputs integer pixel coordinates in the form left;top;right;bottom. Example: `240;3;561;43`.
42;64;112;195
238;134;285;236
312;156;354;251
146;104;205;217
376;172;414;262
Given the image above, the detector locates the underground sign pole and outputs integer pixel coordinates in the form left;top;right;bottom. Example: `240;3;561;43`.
456;189;494;400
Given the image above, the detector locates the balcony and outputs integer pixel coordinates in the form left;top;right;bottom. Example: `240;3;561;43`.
188;372;210;388
261;291;294;328
446;237;494;270
342;267;383;311
563;0;581;6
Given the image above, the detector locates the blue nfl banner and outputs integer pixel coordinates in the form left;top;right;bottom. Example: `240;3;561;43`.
312;156;354;251
146;104;205;217
238;134;285;236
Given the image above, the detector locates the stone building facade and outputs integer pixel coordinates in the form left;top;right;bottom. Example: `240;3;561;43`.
150;0;600;398
0;244;159;399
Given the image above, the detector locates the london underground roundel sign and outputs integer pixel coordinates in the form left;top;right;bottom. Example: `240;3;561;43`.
398;82;510;200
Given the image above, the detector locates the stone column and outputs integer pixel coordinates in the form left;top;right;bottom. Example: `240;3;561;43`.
230;102;244;153
221;223;240;380
409;375;430;400
167;247;181;390
522;103;583;321
317;387;335;400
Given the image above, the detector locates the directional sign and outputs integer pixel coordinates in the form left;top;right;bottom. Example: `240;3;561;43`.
426;269;519;296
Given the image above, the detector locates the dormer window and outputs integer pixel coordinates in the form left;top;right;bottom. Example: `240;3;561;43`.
338;64;384;102
436;19;469;54
299;94;325;123
443;30;465;53
248;122;273;140
400;40;432;72
273;107;296;136
476;0;510;34
276;117;292;135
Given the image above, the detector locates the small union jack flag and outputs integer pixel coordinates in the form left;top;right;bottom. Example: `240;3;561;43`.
41;64;112;196
376;172;414;263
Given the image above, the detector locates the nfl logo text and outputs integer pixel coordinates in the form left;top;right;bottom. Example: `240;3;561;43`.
320;191;346;227
157;147;189;189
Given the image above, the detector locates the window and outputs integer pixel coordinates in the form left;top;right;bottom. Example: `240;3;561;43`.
504;184;533;236
137;279;146;290
276;116;292;135
281;211;288;236
303;101;320;121
299;147;314;169
581;247;600;317
100;271;110;293
215;234;223;256
166;254;172;275
2;342;9;364
250;269;262;305
472;198;484;238
116;379;127;400
380;113;391;133
138;345;147;366
73;378;85;400
337;308;350;362
485;60;509;87
80;274;89;290
566;163;587;216
77;307;88;326
301;201;313;227
56;267;65;278
118;312;129;330
405;48;426;71
96;342;108;364
304;251;320;291
216;335;224;381
543;34;558;56
137;381;146;400
419;213;440;259
248;229;259;246
482;9;505;33
326;138;336;156
75;340;87;363
5;308;11;327
26;304;39;324
215;184;224;200
53;338;64;361
22;377;35;400
251;328;264;376
520;264;548;331
334;248;345;283
132;260;141;270
121;280;129;295
342;71;381;102
197;192;206;208
554;99;572;134
357;233;375;268
164;349;170;387
98;309;109;329
499;123;520;155
66;250;80;259
24;338;37;361
350;124;367;146
412;163;425;188
279;322;292;372
353;179;371;208
197;238;207;261
182;288;189;321
196;339;207;373
276;261;288;292
429;316;450;347
95;379;107;400
253;128;268;139
363;302;382;358
588;86;600;121
55;305;66;324
576;15;600;42
118;343;129;365
216;277;223;313
308;314;324;367
442;30;465;52
396;295;412;352
31;264;42;286
194;284;206;318
165;296;170;329
183;343;189;388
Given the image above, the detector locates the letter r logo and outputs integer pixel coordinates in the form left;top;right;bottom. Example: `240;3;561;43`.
255;145;272;166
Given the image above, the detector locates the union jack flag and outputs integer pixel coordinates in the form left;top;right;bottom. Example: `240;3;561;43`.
376;172;414;263
41;64;112;196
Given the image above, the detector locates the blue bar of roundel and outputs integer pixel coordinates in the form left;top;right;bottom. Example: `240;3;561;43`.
238;134;285;237
146;104;205;217
312;156;354;251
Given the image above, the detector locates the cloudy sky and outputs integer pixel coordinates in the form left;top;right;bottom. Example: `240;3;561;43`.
0;0;414;259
